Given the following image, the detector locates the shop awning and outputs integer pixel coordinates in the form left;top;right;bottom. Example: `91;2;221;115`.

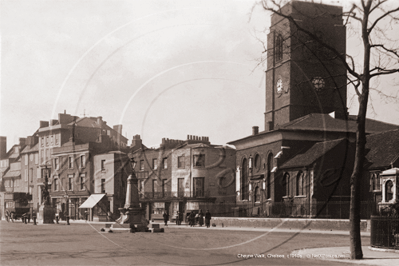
3;170;21;178
79;194;106;209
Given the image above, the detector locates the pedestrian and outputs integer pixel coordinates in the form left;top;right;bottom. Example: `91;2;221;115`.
84;210;88;221
189;211;195;227
10;212;15;223
205;210;211;228
175;211;181;225
163;211;169;226
198;209;204;227
5;210;9;222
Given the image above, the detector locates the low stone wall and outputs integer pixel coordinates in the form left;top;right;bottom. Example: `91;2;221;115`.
211;217;369;232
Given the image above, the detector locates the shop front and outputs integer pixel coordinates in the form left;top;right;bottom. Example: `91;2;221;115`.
149;201;170;222
79;194;110;222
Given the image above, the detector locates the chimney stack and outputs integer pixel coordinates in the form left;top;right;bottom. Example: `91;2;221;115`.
40;121;49;128
113;125;123;135
252;126;259;136
0;136;6;159
131;134;142;149
97;116;103;128
19;138;27;148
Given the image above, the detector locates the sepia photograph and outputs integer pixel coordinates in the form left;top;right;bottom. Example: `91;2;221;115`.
1;0;399;265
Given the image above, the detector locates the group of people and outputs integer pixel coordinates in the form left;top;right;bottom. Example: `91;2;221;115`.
187;209;212;228
165;209;212;227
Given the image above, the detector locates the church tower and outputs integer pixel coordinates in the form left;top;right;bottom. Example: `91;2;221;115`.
265;1;347;131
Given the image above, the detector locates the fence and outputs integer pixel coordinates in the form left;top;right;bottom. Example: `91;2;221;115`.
370;215;399;249
194;201;378;219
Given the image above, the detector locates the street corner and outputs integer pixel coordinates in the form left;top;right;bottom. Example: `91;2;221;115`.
290;247;351;261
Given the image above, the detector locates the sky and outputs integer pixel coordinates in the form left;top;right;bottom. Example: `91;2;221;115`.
1;0;399;150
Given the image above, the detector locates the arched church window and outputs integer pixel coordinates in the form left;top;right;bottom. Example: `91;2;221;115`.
241;158;249;201
375;173;381;191
283;172;290;197
266;153;273;199
296;171;304;196
386;180;393;201
254;186;260;203
275;34;283;62
254;154;261;170
370;173;375;191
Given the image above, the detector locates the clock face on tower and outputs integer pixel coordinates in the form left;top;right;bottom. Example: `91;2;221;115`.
312;77;325;91
276;79;283;94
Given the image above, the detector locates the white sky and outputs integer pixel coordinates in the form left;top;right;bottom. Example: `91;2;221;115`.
1;0;398;150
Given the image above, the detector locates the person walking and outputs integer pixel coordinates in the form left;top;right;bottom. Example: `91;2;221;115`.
5;210;9;222
205;210;211;228
198;209;204;227
175;211;181;225
163;211;169;226
189;211;195;227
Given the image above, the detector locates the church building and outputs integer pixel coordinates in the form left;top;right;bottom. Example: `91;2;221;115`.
228;1;399;218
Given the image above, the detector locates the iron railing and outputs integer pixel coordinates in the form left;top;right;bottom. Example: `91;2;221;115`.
139;191;211;200
370;215;399;249
190;201;378;219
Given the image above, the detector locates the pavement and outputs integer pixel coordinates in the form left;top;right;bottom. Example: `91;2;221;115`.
16;218;399;265
161;223;399;265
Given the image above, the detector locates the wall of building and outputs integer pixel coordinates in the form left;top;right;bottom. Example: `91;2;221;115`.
20;147;39;211
93;152;130;214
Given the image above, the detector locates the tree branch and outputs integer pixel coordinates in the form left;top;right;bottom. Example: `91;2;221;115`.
370;68;399;78
370;44;399;58
369;5;399;33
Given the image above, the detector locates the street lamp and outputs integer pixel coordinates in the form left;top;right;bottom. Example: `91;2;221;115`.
127;153;137;171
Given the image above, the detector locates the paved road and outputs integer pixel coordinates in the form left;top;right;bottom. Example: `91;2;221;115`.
0;221;369;265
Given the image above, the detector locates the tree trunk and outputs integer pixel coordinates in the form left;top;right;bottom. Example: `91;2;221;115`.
350;2;372;259
349;122;365;260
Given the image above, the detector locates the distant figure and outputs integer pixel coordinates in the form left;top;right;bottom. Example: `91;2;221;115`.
205;210;212;228
10;212;15;223
84;210;89;221
189;211;195;227
198;209;204;227
175;211;181;225
163;211;169;226
5;210;10;222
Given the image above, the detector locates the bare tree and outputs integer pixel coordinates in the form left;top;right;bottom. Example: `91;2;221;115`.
259;0;399;260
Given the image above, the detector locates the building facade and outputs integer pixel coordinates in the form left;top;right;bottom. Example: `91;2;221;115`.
0;137;28;219
170;136;236;221
132;137;181;221
92;151;132;221
20;136;39;214
36;112;128;220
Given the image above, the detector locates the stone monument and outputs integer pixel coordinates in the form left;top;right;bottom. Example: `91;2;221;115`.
114;155;148;232
39;168;55;224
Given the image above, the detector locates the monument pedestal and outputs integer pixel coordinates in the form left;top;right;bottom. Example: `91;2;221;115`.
39;204;55;224
113;171;149;232
113;207;148;232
